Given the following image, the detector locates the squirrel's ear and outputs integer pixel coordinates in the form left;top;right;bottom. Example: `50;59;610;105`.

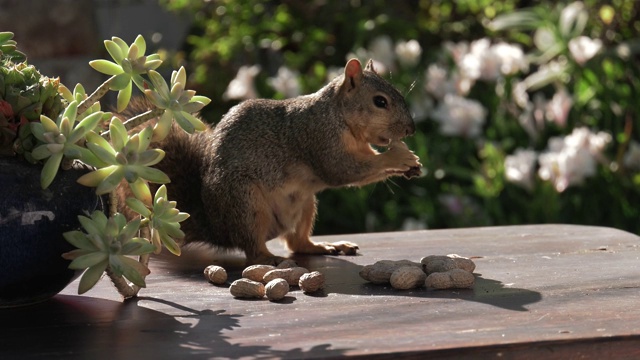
343;58;363;92
364;59;377;73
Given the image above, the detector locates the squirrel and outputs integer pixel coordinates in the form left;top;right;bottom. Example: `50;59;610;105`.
121;58;421;265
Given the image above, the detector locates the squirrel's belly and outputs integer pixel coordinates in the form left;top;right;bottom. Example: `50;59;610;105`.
267;188;313;236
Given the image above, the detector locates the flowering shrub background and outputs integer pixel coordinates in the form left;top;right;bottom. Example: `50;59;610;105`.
161;0;640;235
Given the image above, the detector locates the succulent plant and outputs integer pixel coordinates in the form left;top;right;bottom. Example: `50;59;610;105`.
62;211;156;294
0;31;26;62
2;32;208;298
144;67;209;140
0;58;65;158
29;101;105;188
126;185;189;256
89;35;162;112
76;118;169;204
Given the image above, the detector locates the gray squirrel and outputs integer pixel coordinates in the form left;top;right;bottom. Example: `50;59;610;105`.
121;58;421;265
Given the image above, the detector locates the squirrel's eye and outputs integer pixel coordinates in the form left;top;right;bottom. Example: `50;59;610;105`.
373;95;388;109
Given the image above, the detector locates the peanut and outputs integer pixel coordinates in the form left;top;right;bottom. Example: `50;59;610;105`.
425;269;475;289
298;271;325;293
265;278;290;301
263;267;309;286
229;279;265;299
420;254;476;274
359;260;422;284
389;266;426;290
203;265;227;285
242;264;276;283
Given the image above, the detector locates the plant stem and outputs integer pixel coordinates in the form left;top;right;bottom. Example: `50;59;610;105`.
100;108;164;138
106;224;153;299
77;75;115;115
106;266;139;299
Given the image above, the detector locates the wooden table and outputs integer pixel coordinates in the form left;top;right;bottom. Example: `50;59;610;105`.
2;224;640;359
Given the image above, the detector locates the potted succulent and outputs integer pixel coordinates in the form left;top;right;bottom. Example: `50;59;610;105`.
0;32;209;306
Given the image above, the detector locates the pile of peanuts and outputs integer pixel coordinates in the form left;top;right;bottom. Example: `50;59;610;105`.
204;259;325;301
359;254;476;290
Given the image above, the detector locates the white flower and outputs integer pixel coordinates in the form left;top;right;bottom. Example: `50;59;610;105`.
425;65;473;99
459;38;492;80
623;141;640;171
545;88;573;127
537;127;611;192
369;35;396;72
268;66;301;98
425;64;453;99
223;65;261;100
395;39;422;68
568;36;603;65
431;94;487;138
492;42;529;76
456;39;528;81
505;148;537;190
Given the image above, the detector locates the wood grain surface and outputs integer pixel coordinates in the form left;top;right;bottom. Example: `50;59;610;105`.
2;224;640;359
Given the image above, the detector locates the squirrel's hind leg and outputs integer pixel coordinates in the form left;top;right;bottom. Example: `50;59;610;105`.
284;197;359;256
242;185;287;266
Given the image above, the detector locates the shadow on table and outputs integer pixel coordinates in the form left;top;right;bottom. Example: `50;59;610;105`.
0;294;350;359
306;257;541;312
154;246;542;313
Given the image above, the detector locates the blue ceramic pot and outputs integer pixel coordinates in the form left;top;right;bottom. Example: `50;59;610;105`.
0;157;107;307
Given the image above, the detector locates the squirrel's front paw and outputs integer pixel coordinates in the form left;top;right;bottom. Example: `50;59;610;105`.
383;140;421;174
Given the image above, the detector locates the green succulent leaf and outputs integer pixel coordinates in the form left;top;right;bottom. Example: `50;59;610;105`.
77;259;109;294
191;95;212;105
147;70;171;99
61;100;78;125
109;73;131;91
40;152;63;189
86;131;116;155
134;165;170;184
116;82;133;112
120;218;142;241
68;111;103;144
110;254;150;287
105;40;124;64
109;117;128;151
137;126;153;152
77;215;103;239
39;115;59;134
172;111;196;134
90;59;123;76
151;110;172;141
63;230;99;251
159;231;181;256
129;178;152;204
95;166;126;195
133;35;146;57
86;141;117;165
125;197;152;217
68;251;109;270
76;166;118;188
121;238;156;256
31;144;52;160
136;149;164;166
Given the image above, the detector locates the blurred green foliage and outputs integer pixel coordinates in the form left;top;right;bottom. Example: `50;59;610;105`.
160;0;640;236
